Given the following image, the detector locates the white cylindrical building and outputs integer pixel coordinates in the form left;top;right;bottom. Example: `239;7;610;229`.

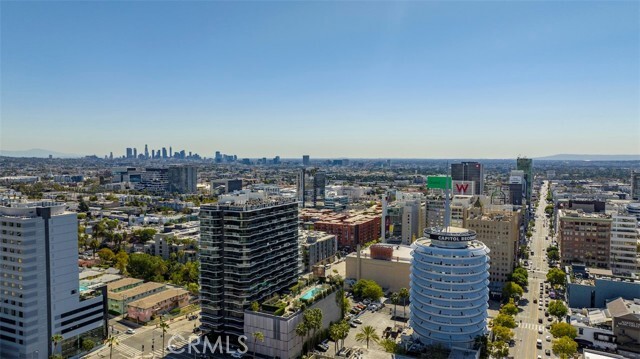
410;226;490;349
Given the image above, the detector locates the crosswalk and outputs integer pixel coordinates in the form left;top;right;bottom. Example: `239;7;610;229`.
111;330;193;358
518;322;544;332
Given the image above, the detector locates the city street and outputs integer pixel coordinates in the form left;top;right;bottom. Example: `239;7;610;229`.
509;180;557;359
86;315;207;359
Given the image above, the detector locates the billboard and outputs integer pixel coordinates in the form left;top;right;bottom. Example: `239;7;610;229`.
427;176;452;190
452;181;475;195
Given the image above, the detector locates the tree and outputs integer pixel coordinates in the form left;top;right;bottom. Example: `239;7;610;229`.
89;239;100;258
251;301;260;312
329;321;350;354
399;287;409;321
550;323;577;339
252;331;264;359
510;271;528;288
187;282;200;295
491;326;514;343
114;251;129;274
352;279;383;301
492;314;517;329
159;316;169;358
304;308;322;349
335;289;349;318
499;299;518;316
547;268;566;288
97;248;115;263
552;336;578;359
379;338;398;353
79;199;90;212
106;335;118;359
295;322;309;353
501;281;523;300
355;325;380;349
548;300;568;321
51;334;64;355
390;292;399;324
82;339;95;352
547;247;560;262
488;340;509;359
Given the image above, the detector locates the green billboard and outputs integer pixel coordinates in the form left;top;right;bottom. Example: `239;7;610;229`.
427;176;452;189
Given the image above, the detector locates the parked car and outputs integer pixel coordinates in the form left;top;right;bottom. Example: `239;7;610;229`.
230;351;244;359
353;318;363;324
350;322;358;328
545;349;551;356
545;336;551;342
126;328;135;334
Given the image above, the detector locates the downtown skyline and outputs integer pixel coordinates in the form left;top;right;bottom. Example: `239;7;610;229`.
1;1;639;158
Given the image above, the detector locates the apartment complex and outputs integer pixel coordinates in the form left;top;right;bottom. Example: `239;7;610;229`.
632;171;640;201
199;194;299;337
559;209;612;268
0;202;107;359
299;230;338;273
300;209;380;249
464;206;521;293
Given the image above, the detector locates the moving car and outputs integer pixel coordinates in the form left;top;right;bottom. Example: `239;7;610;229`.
126;328;135;334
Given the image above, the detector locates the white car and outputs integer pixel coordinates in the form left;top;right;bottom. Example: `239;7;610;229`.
126;328;135;334
166;344;178;351
546;335;551;342
353;318;363;324
538;328;543;334
230;351;244;358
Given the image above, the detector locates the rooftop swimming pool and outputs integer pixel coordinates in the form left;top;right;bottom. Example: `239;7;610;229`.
301;287;322;301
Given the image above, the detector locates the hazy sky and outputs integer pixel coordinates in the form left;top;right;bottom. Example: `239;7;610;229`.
1;1;639;158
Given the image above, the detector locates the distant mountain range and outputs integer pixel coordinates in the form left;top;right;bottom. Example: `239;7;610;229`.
0;149;80;158
534;154;640;161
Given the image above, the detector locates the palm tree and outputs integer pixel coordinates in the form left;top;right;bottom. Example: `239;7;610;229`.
89;238;100;258
159;316;169;358
295;322;309;353
390;292;399;324
355;325;380;349
399;287;409;323
305;308;322;349
252;331;264;359
51;333;63;356
105;335;118;359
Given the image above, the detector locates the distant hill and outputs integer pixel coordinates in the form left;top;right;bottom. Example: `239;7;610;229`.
0;149;80;158
535;154;640;161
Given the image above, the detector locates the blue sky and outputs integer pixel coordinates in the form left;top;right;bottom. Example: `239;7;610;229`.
1;1;638;158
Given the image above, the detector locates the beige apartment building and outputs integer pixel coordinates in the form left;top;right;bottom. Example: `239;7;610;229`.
559;209;612;268
463;206;521;294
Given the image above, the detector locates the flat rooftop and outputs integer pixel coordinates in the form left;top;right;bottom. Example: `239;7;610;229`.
347;244;413;263
127;288;189;310
106;277;144;292
108;281;165;301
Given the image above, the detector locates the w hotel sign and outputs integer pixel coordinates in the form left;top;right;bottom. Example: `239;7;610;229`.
452;181;475;195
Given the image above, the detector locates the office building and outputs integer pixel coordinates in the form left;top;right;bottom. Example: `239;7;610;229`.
126;147;133;158
167;166;197;194
451;162;484;195
387;196;424;245
426;196;446;228
632;171;640;201
410;226;490;349
144;144;149;159
609;214;640;277
199;194;299;337
302;155;310;166
211;179;243;195
0;202;108;359
559;209;612;268
297;168;326;208
567;264;639;309
516;157;533;203
464;206;521;295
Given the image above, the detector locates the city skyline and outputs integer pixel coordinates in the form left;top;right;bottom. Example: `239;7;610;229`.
2;1;639;158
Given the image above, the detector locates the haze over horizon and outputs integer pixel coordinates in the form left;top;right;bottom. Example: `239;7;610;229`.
1;1;639;158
